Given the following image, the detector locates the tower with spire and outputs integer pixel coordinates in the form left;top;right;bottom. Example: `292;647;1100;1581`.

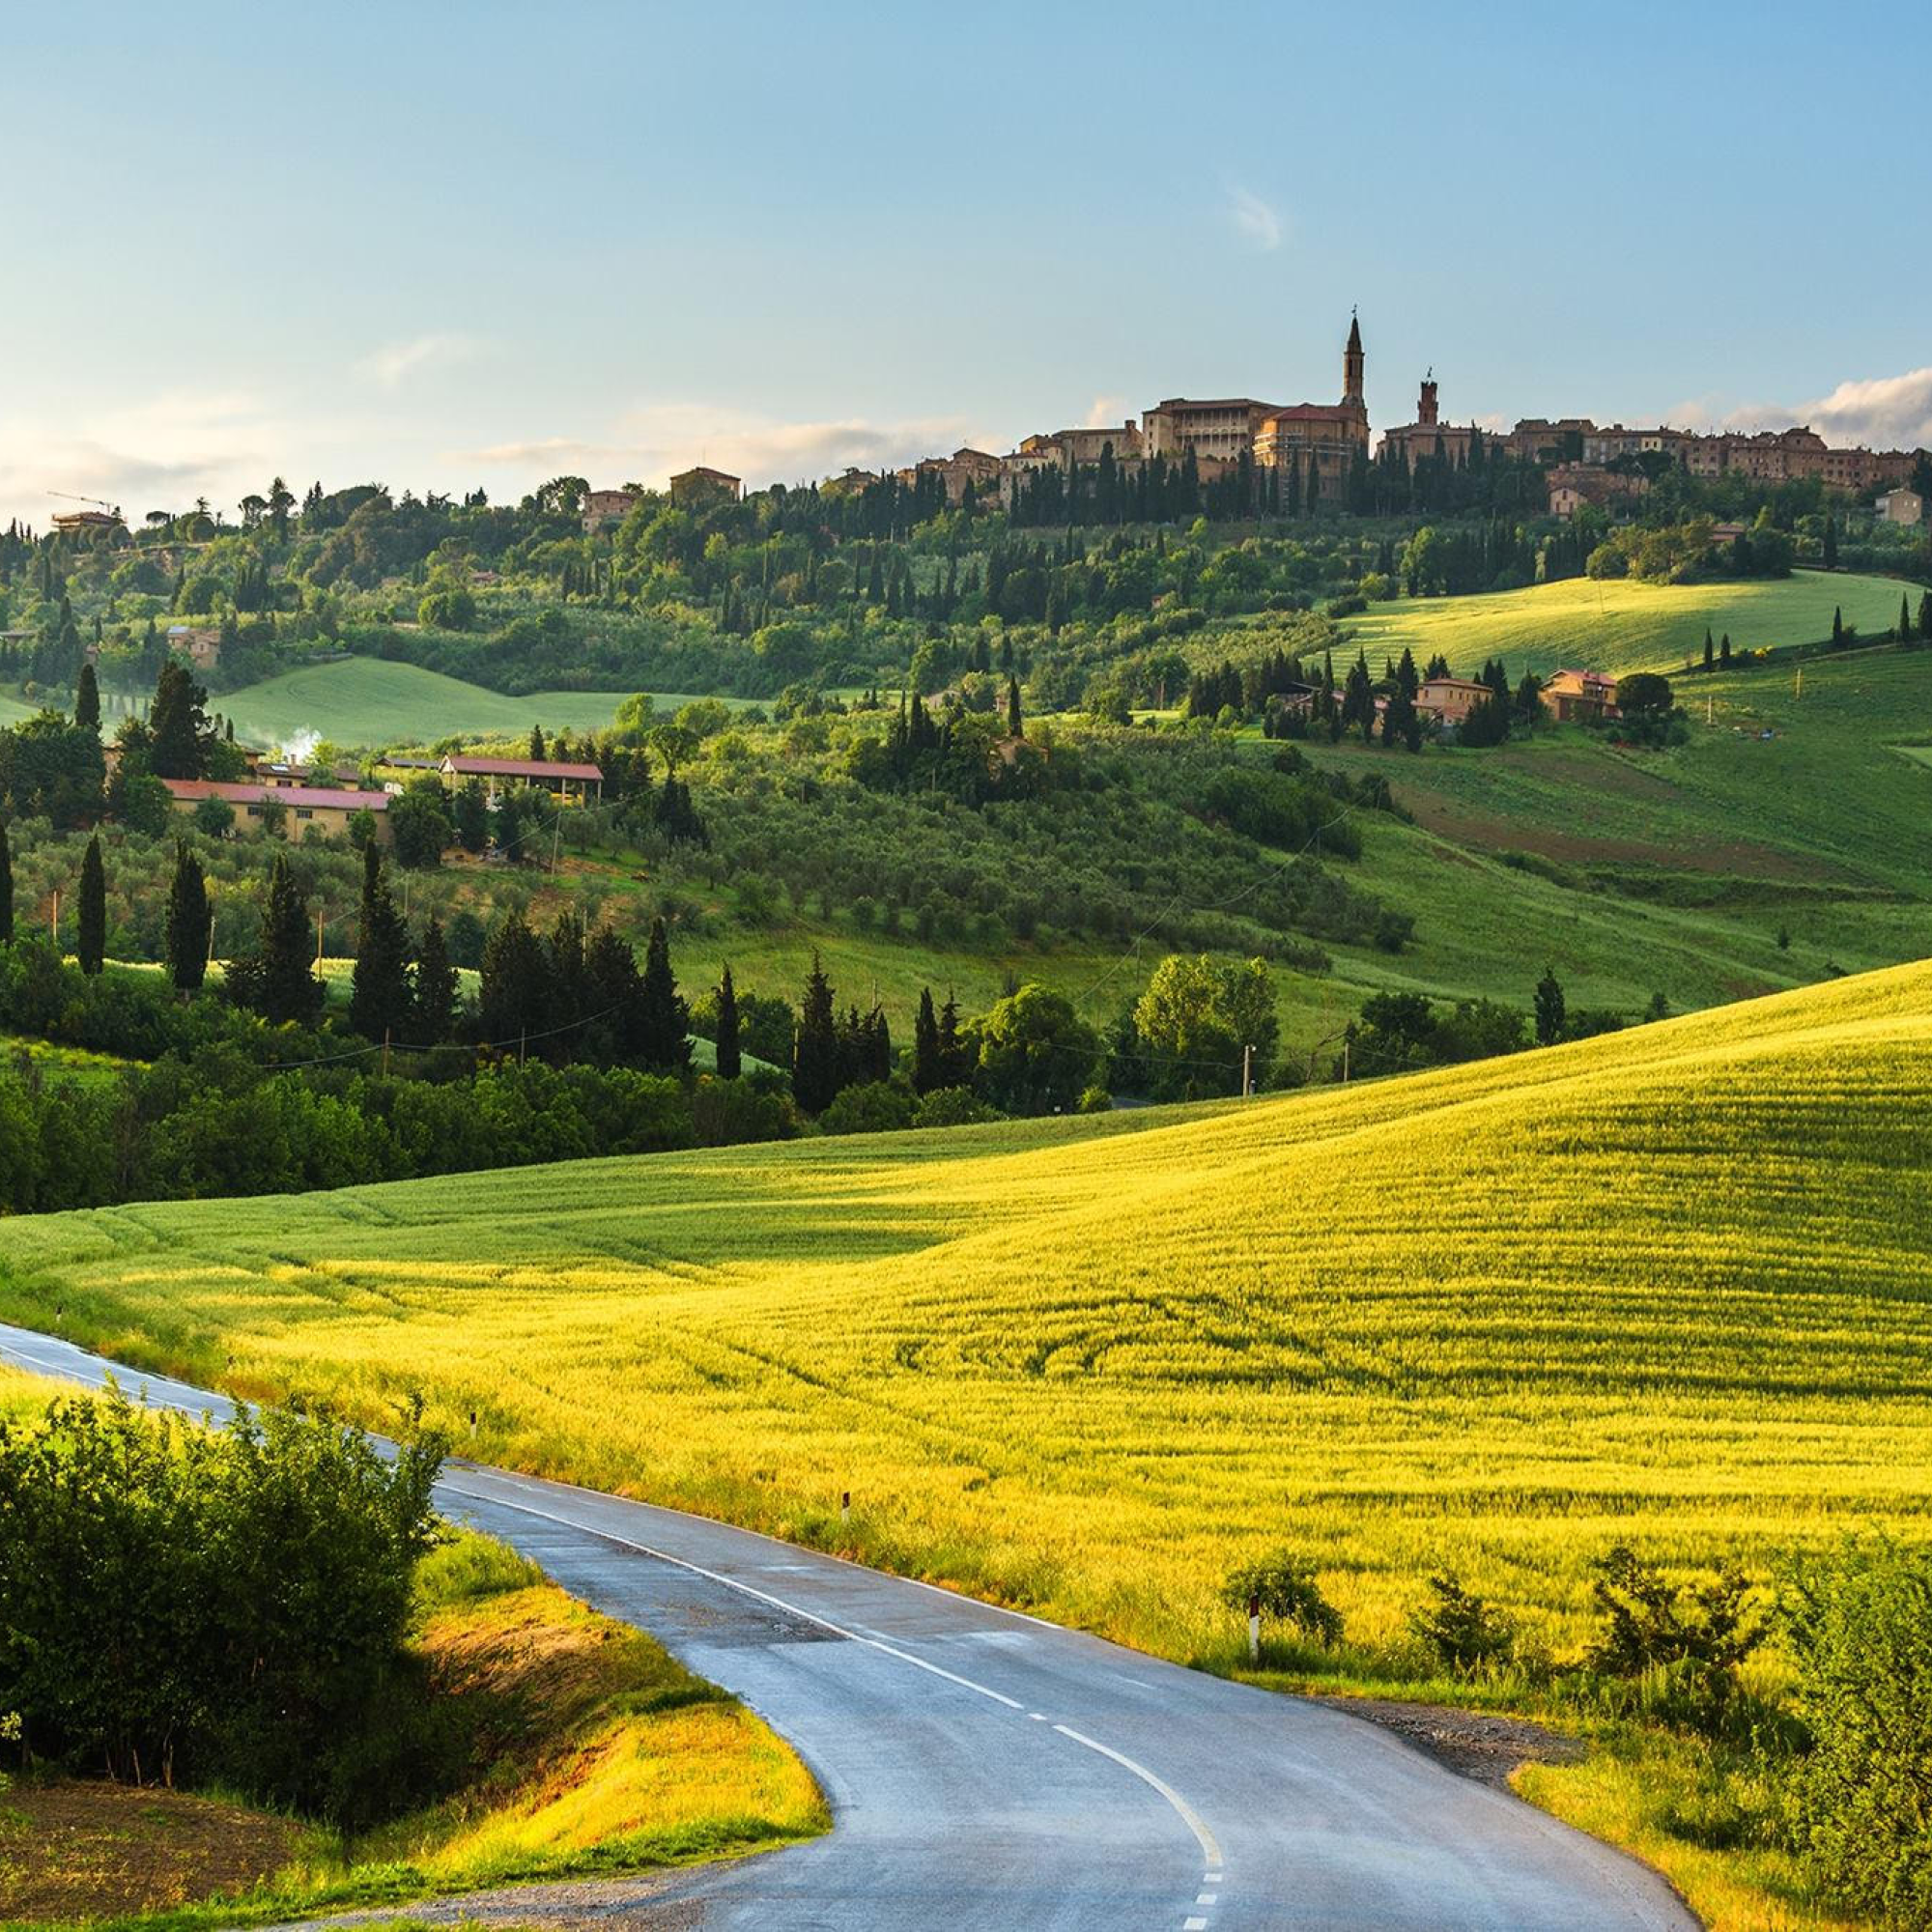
1343;310;1365;408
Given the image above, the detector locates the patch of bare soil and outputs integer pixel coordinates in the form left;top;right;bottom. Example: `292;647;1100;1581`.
270;1872;701;1930
0;1776;307;1920
1316;1696;1586;1791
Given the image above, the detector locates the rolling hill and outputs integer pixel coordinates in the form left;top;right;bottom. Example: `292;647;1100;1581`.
213;660;751;751
3;960;1926;1663
1343;569;1906;679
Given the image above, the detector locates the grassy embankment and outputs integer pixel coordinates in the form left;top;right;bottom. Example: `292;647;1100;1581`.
0;1367;821;1929
1;961;1927;1923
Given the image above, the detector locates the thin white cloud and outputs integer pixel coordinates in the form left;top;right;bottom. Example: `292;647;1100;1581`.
1666;368;1932;447
455;403;1001;491
1225;184;1283;253
1082;394;1131;429
355;333;481;389
0;385;285;526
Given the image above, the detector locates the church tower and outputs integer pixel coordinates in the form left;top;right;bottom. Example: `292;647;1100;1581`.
1418;370;1439;427
1343;311;1365;408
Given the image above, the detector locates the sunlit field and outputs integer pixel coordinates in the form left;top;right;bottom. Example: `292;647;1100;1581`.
3;961;1928;1664
1345;569;1906;679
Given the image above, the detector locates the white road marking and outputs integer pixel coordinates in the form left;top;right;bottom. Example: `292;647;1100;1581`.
1184;1918;1208;1930
1052;1723;1225;1870
1205;1871;1223;1883
2;1333;1235;1904
1197;1893;1217;1905
439;1477;1027;1711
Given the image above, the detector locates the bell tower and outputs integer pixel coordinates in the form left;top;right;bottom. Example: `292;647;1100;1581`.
1418;369;1438;427
1343;310;1365;408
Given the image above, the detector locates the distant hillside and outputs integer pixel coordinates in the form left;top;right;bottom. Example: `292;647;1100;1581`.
1344;568;1905;678
5;957;1927;1661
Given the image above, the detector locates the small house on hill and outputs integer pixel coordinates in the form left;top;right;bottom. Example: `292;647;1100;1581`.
1415;676;1492;725
668;467;742;505
1539;668;1621;723
165;623;222;669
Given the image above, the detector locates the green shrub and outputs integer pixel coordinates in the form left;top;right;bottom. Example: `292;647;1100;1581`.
1784;1544;1932;1926
0;1388;448;1826
819;1078;917;1136
913;1085;1002;1128
1221;1548;1342;1646
1587;1544;1763;1733
1409;1572;1516;1673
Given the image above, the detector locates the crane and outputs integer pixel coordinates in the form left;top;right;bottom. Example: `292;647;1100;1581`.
47;491;124;519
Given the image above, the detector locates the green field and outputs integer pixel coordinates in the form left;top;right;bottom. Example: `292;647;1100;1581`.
5;960;1926;1668
214;660;752;751
1343;569;1907;679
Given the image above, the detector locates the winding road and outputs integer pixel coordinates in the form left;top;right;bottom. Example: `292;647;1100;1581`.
0;1321;1695;1930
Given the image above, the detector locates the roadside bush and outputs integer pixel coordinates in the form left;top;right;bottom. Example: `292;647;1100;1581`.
1221;1548;1343;1647
1783;1544;1932;1927
0;1390;449;1826
1408;1572;1517;1674
1587;1544;1763;1733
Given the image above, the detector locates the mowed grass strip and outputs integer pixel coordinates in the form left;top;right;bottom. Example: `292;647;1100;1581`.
1;963;1927;1665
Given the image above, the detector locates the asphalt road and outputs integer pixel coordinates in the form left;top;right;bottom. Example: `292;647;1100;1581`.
0;1322;1696;1931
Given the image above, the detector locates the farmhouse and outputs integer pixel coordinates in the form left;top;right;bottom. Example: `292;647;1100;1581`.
1875;487;1925;526
668;467;743;505
1415;676;1492;725
165;623;222;669
581;488;639;531
439;753;604;805
1540;668;1621;723
160;779;393;842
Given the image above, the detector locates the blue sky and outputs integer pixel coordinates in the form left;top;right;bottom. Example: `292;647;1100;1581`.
4;0;1928;525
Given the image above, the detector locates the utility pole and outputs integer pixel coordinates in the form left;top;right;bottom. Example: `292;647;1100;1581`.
50;888;59;951
1241;1043;1254;1097
382;1027;391;1077
1795;666;1804;700
315;909;325;965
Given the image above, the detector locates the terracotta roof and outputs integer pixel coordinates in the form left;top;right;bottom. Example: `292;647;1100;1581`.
161;779;390;812
1260;404;1360;424
441;755;604;781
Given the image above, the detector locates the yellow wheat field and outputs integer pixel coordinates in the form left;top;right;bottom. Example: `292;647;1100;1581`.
2;961;1928;1660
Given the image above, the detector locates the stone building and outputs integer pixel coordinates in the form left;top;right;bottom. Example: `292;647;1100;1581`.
668;467;743;505
1250;315;1373;493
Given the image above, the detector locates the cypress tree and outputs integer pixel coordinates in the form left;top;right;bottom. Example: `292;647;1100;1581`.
1901;593;1914;642
1006;675;1023;738
74;662;100;734
936;989;970;1090
715;964;742;1081
1918;592;1932;642
638;917;692;1075
1719;633;1732;668
0;821;13;946
583;925;644;1064
162;840;210;991
1832;605;1843;646
76;834;106;975
1534;966;1566;1048
793;952;838;1114
1822;516;1838;569
412;915;459;1043
349;841;414;1043
913;985;941;1094
478;909;546;1050
1702;628;1714;672
148;661;213;780
251;850;325;1025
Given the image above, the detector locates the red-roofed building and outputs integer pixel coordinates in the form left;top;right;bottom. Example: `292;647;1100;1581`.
438;754;603;804
1539;669;1621;724
160;779;392;842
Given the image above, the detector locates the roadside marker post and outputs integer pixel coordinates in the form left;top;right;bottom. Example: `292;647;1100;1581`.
1248;1592;1261;1664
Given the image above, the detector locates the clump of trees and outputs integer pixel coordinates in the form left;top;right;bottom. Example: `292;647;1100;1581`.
0;1389;448;1826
